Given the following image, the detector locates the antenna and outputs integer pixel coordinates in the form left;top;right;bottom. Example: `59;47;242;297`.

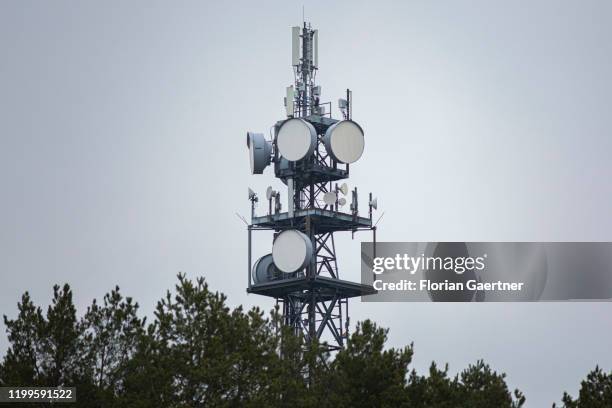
285;86;295;117
347;88;352;120
235;212;248;226
292;26;300;66
287;178;295;218
266;186;275;200
324;120;365;164
313;29;318;68
245;21;380;359
273;229;312;272
323;191;337;207
247;132;272;174
274;191;282;214
338;98;348;119
265;186;282;215
339;183;348;196
276;118;317;161
368;192;378;220
291;22;318;117
248;187;258;219
252;254;285;284
374;211;385;227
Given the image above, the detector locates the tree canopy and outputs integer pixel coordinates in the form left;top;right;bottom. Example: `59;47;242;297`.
0;274;608;407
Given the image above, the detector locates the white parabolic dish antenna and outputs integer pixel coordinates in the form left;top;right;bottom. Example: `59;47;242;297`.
276;118;317;161
247;132;271;174
339;183;348;196
272;229;313;272
324;120;365;163
323;191;337;205
252;254;282;284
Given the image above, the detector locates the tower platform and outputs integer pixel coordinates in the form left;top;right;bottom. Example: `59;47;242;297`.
252;208;372;234
247;275;376;300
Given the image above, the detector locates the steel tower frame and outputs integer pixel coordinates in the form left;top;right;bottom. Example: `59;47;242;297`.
246;22;377;354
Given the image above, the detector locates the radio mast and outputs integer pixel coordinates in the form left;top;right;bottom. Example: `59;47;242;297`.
246;22;378;353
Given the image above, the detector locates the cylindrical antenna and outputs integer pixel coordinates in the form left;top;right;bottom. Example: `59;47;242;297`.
346;88;352;120
288;178;294;218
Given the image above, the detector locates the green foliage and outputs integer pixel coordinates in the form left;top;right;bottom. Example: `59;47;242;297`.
401;360;524;408
0;274;601;407
557;366;612;408
457;360;525;408
318;320;413;407
148;273;282;406
1;285;83;387
79;286;146;406
405;362;462;407
2;291;44;386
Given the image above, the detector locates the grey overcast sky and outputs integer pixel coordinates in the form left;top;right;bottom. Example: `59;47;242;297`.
1;1;612;406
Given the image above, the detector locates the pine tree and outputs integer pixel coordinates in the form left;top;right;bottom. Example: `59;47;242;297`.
80;286;146;405
558;366;612;407
1;291;45;385
318;319;414;407
1;285;83;387
458;360;525;408
1;276;535;407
